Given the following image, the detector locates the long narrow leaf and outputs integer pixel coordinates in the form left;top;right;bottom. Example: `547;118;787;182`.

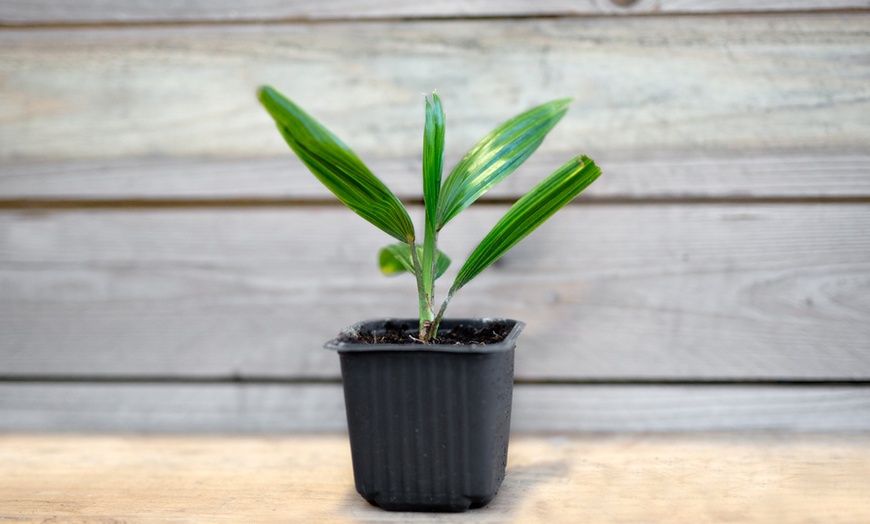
435;98;571;230
421;92;446;295
423;93;445;238
450;155;601;293
379;243;451;280
259;86;415;242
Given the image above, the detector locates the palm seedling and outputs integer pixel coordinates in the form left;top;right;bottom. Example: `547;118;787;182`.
258;86;602;342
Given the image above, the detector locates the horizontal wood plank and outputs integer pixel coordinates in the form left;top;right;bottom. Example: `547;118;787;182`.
2;434;869;522
1;205;868;379
2;383;869;433
1;14;867;162
2;153;869;200
2;1;867;25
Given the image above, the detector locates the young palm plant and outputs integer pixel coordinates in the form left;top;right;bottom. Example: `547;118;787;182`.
259;86;601;342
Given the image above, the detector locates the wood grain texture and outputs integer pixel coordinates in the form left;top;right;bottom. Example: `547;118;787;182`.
1;434;869;523
2;383;870;432
1;5;867;435
1;205;868;379
1;14;867;162
2;153;869;200
2;1;867;25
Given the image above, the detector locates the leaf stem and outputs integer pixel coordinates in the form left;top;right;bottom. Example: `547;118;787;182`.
419;221;439;340
409;241;434;338
431;289;454;339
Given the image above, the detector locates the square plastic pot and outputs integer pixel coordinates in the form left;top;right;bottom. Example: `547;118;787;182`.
325;318;523;512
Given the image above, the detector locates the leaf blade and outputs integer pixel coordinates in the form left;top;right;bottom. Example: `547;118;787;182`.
379;243;451;280
421;92;446;296
423;93;445;239
436;98;571;230
259;86;415;242
450;155;602;293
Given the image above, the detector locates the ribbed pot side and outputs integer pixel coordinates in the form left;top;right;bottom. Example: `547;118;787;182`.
326;318;522;512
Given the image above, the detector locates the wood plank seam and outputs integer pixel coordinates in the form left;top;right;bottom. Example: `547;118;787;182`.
3;6;870;28
1;196;870;210
3;375;870;386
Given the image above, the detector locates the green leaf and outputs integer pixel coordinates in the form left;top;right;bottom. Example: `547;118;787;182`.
450;155;601;293
423;92;445;238
421;92;446;301
379;243;451;280
258;86;415;242
436;98;571;230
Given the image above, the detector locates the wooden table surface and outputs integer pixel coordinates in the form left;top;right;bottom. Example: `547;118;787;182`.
1;434;869;523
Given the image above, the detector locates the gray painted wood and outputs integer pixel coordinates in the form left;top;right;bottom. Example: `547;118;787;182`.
1;15;867;162
2;383;868;433
2;205;867;379
1;1;866;25
1;5;866;434
2;153;868;200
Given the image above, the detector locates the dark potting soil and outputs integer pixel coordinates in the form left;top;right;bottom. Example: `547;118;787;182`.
337;320;513;346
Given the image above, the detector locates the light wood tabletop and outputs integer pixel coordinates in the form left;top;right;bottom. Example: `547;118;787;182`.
1;433;868;523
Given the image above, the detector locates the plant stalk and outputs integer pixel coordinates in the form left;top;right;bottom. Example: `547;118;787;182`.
409;241;435;340
419;218;440;341
430;289;454;339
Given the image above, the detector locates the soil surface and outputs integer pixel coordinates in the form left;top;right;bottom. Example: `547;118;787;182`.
337;320;513;346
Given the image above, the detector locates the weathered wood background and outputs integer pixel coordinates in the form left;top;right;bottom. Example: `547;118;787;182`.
1;1;868;432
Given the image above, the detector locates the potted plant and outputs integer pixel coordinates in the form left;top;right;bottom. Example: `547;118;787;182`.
258;86;602;512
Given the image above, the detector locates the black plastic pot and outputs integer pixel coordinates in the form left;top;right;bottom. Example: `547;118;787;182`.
325;318;523;512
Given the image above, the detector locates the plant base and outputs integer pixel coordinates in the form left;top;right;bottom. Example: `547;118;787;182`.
326;318;523;512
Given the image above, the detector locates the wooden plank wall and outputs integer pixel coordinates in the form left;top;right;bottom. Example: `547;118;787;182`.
1;1;868;432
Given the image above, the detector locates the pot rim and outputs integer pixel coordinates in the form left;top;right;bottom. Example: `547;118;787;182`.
324;317;525;354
